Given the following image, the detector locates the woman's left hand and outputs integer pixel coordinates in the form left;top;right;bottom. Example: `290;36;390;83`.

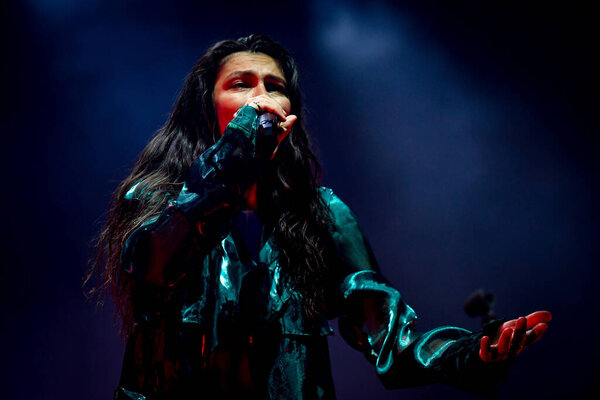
479;310;551;362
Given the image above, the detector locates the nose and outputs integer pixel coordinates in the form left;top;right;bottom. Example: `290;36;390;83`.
250;82;269;97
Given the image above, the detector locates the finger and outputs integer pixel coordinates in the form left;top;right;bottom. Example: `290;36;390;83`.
270;116;297;159
277;115;297;141
508;317;527;357
497;327;512;355
515;316;527;333
501;319;516;330
246;95;288;121
524;323;548;348
479;336;492;362
524;311;552;329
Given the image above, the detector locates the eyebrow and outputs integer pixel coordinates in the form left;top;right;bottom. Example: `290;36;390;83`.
224;70;287;85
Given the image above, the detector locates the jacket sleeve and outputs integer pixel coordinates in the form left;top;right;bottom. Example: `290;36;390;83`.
322;188;510;396
121;106;271;286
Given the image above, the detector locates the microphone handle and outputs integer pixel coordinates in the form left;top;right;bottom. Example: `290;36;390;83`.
256;112;278;159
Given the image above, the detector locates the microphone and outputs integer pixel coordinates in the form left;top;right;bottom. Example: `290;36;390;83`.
464;288;496;325
256;112;279;159
259;112;278;131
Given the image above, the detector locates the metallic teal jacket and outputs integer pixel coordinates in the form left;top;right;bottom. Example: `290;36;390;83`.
115;107;508;399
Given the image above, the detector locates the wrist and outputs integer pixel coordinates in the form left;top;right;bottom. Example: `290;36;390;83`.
224;105;259;142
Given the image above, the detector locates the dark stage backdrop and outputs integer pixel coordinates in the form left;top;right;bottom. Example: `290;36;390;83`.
2;1;597;399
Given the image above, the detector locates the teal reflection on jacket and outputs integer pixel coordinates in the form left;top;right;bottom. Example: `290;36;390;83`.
115;187;507;400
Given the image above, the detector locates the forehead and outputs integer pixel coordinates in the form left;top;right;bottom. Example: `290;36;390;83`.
216;52;285;80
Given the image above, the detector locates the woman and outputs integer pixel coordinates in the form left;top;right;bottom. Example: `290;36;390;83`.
87;34;550;399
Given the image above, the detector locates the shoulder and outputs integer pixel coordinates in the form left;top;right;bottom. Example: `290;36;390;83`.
319;187;358;228
124;179;176;201
124;180;144;200
319;186;349;214
318;187;379;273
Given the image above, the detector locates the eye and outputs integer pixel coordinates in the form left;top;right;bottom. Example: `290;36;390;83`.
230;80;249;89
266;82;287;94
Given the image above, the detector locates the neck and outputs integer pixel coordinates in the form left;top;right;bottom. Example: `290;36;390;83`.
244;182;258;211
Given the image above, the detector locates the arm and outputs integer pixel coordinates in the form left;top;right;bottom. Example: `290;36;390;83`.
121;106;264;286
337;271;511;395
323;189;514;395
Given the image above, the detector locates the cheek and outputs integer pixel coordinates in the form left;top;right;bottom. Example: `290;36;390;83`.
215;95;242;134
279;98;292;115
215;96;234;117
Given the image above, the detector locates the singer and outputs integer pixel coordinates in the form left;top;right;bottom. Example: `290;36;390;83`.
86;34;550;399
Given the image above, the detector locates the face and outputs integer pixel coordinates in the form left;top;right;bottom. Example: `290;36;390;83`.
213;52;291;135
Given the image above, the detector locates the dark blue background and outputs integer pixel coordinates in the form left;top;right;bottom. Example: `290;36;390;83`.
2;1;597;398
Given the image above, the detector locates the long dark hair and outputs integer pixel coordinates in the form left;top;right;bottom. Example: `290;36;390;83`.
85;34;335;336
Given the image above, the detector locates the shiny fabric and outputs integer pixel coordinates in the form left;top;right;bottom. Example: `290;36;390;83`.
115;107;509;399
